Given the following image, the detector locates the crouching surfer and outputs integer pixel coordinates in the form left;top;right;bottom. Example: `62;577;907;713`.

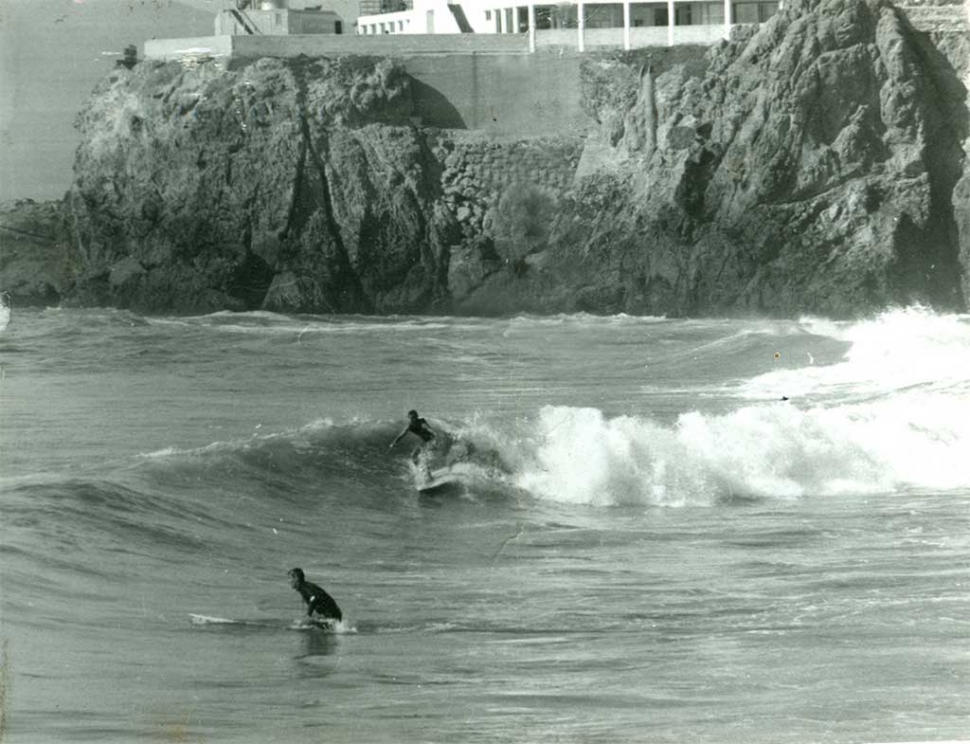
389;409;437;466
288;568;342;624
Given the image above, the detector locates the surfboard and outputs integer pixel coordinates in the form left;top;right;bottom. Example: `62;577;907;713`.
189;613;337;631
416;467;468;495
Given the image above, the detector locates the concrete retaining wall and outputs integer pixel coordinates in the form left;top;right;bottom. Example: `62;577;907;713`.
144;36;233;63
145;36;591;139
232;33;530;58
404;53;589;137
897;0;969;32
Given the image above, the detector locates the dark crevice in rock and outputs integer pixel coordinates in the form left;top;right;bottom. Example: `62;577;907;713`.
227;250;274;308
299;114;371;313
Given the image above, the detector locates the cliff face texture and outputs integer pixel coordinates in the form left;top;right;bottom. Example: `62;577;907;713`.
0;199;74;306
66;56;455;314
3;0;968;317
476;0;969;316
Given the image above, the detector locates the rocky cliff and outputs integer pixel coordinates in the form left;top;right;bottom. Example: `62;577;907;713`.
0;199;75;306
2;0;968;317
463;0;969;316
63;55;459;314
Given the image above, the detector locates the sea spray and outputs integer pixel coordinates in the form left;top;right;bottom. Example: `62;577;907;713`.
742;307;970;401
510;397;970;506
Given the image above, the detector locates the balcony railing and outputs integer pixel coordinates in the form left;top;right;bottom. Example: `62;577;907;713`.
358;0;413;15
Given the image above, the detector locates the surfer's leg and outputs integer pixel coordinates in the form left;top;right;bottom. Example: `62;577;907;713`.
413;445;433;479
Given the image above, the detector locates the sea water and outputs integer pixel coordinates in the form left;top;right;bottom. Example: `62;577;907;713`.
1;306;968;743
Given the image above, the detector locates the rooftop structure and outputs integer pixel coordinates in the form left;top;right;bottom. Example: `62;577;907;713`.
356;0;782;50
216;0;345;36
144;0;786;63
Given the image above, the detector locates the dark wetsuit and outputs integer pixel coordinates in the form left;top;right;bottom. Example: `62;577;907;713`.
408;417;435;443
296;580;342;621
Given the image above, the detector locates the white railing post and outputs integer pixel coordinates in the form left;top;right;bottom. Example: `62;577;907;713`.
667;0;675;46
528;2;536;51
623;0;631;50
724;0;732;39
578;0;585;52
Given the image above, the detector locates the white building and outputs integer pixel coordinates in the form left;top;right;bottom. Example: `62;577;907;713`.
216;0;346;36
356;0;781;50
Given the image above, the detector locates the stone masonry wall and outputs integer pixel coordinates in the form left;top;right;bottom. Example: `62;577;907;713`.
429;131;584;240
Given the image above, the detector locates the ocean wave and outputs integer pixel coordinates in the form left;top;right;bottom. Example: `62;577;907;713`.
5;394;967;575
11;304;965;515
148;311;488;337
740;306;970;401
503;395;970;506
116;379;970;510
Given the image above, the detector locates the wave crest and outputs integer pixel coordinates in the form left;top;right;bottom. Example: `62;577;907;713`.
507;398;970;506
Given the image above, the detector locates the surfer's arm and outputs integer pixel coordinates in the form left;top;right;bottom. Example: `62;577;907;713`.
307;588;342;620
389;428;408;448
302;585;321;616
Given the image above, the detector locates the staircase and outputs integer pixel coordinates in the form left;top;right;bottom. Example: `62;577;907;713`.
447;4;475;32
229;7;260;35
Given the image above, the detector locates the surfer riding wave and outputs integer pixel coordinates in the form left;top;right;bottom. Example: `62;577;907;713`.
389;409;438;466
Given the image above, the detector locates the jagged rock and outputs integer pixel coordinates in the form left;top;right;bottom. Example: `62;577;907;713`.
6;0;966;318
67;56;450;314
462;0;966;317
0;199;74;306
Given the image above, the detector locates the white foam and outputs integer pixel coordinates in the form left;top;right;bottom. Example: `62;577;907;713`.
189;613;236;625
513;406;718;507
508;392;970;506
743;307;970;401
0;293;10;333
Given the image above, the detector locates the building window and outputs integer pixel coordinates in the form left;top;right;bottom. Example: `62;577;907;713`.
485;10;491;20
275;12;283;26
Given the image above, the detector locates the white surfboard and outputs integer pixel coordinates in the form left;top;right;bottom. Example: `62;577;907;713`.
416;467;469;495
189;613;337;631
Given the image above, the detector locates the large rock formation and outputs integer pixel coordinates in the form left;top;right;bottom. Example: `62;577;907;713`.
2;0;967;318
65;56;458;314
0;199;74;306
458;0;969;316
